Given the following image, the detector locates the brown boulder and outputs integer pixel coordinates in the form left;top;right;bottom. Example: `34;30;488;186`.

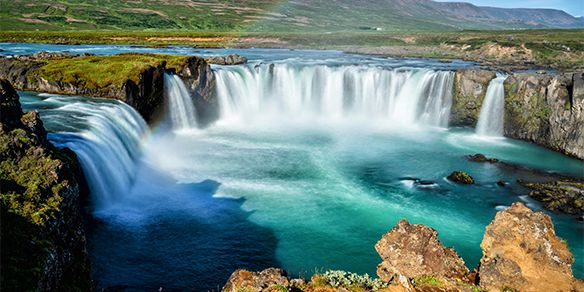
222;268;290;292
478;202;581;291
375;219;469;282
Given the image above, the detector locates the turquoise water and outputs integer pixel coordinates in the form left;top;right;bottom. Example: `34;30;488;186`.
145;120;584;279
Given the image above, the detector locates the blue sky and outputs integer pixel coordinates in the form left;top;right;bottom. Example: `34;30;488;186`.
436;0;583;16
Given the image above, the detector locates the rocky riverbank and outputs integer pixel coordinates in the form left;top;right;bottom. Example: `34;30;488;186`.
223;203;583;292
0;80;91;291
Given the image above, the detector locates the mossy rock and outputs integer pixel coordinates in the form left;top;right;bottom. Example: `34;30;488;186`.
447;171;475;184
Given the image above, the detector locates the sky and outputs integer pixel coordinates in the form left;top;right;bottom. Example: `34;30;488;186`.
436;0;583;16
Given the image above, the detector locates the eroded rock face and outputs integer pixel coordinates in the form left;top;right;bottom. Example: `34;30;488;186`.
375;219;469;282
504;72;584;159
478;202;581;292
177;56;218;127
222;268;290;292
450;68;496;126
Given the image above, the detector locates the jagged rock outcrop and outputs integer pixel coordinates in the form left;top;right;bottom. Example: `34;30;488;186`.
0;52;219;125
504;72;584;159
375;219;470;282
478;202;583;291
205;54;247;65
175;56;218;127
0;79;91;291
450;68;496;126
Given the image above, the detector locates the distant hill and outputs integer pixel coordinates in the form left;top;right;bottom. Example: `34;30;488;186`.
1;0;582;31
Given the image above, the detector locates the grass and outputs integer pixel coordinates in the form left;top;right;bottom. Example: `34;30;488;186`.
35;53;190;90
412;275;444;287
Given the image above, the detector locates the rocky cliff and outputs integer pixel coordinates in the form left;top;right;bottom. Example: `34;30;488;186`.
0;79;91;291
453;69;584;159
222;202;583;291
504;72;584;159
0;52;217;126
450;68;496;126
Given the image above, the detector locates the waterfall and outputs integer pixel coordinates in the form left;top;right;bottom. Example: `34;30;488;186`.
47;99;149;209
476;73;508;137
163;73;198;130
214;64;454;127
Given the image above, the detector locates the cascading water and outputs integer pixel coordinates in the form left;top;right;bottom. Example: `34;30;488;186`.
476;73;508;137
214;64;455;127
46;98;149;209
163;73;198;130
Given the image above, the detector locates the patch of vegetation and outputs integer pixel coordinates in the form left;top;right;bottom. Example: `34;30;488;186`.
315;270;388;291
412;275;443;287
35;53;190;90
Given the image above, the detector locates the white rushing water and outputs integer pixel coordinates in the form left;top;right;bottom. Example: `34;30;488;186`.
163;73;198;130
47;99;149;209
215;64;454;127
476;74;508;137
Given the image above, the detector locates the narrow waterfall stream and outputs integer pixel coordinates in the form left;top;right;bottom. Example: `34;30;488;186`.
476;74;508;136
214;64;455;127
163;73;198;130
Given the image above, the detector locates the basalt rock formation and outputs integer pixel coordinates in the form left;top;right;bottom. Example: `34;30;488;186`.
222;203;581;292
0;79;91;291
450;68;496;126
0;52;218;126
453;69;584;159
504;72;584;159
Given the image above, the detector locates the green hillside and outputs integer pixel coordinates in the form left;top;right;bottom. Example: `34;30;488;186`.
1;0;581;32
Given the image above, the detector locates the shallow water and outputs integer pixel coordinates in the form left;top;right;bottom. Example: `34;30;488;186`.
12;44;584;290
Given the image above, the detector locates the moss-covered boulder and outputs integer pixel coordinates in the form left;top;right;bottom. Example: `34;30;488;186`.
447;171;475;184
0;79;91;291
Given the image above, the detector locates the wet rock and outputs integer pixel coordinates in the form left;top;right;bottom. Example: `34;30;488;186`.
497;180;507;187
478;202;583;291
451;69;496;126
517;179;584;215
375;219;469;282
223;268;290;292
466;153;498;163
447;171;475;184
205;54;247;65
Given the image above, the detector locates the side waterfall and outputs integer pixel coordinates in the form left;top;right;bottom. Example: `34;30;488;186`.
476;73;508;136
214;64;454;127
163;73;198;130
48;99;149;209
